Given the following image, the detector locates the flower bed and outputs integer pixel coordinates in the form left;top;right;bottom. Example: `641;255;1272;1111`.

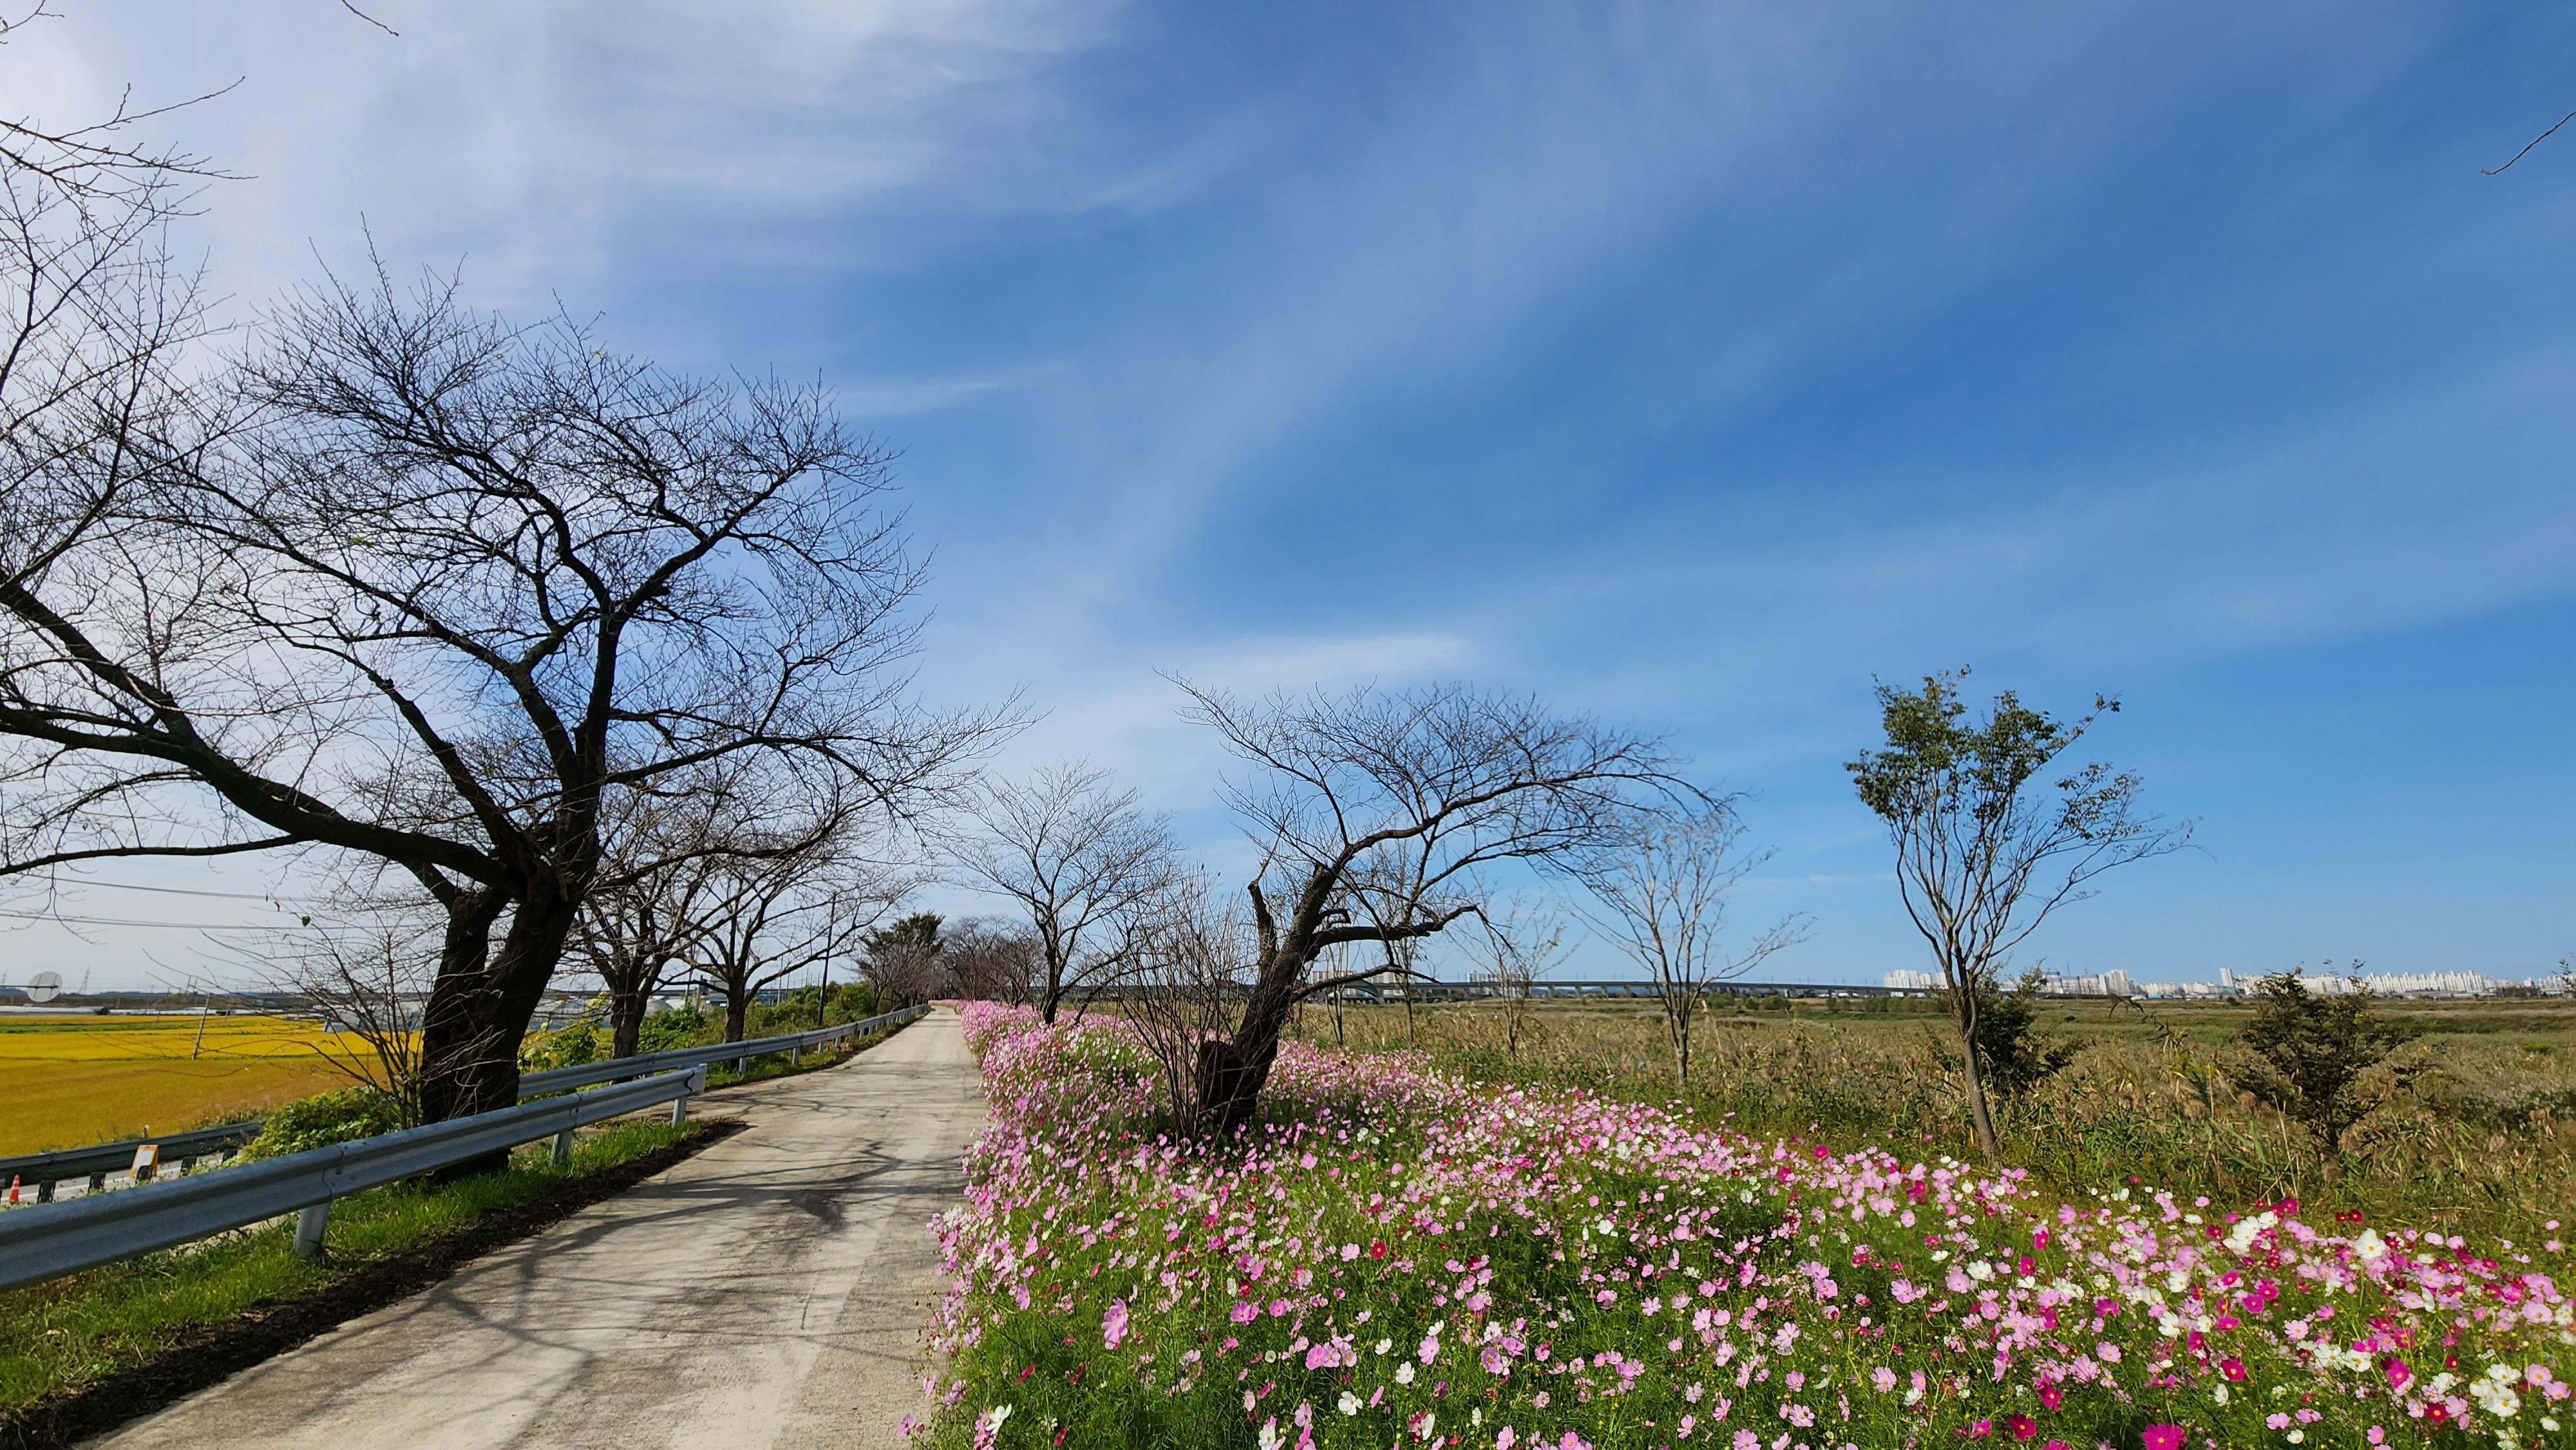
922;1004;2572;1449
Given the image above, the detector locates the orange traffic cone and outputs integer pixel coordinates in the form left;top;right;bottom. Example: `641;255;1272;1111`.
5;1174;17;1203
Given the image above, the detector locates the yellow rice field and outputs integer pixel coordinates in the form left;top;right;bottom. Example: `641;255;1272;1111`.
0;1015;357;1154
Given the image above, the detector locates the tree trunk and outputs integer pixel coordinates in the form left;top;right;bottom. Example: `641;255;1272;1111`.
420;885;580;1179
415;887;509;1125
1951;979;2002;1158
1197;963;1296;1136
1674;992;1692;1091
609;981;648;1059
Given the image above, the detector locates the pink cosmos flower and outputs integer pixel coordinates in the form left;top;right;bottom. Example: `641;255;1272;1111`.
2005;1416;2037;1442
2382;1356;2411;1389
2218;1358;2246;1382
1103;1298;1128;1350
2141;1427;2185;1450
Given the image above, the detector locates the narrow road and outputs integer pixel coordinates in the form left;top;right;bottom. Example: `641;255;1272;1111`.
93;1007;983;1450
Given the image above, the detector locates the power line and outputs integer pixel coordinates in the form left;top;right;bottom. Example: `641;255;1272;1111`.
18;879;308;902
0;907;352;932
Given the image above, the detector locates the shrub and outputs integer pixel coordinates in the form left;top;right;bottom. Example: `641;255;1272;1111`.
1972;970;2083;1098
638;1002;710;1053
242;1085;407;1159
2226;970;2418;1150
517;1020;606;1071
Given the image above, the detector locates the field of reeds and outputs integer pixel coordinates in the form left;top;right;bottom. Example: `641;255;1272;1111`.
922;1001;2573;1450
1289;995;2576;1241
0;1016;355;1154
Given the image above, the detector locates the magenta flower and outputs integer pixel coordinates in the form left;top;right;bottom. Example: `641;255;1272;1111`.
2005;1414;2038;1440
2141;1427;2185;1450
2382;1356;2411;1389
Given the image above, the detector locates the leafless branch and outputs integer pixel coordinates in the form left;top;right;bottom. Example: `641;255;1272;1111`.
2485;109;2576;175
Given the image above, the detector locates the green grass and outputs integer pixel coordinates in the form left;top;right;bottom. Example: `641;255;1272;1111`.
0;1116;696;1415
1293;994;2576;1239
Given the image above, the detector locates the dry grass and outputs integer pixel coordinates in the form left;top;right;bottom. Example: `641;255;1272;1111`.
1293;992;2576;1236
0;1016;357;1153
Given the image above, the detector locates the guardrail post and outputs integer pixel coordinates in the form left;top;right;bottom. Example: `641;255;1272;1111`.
790;1044;800;1066
293;1201;331;1259
670;1094;687;1125
550;1128;574;1166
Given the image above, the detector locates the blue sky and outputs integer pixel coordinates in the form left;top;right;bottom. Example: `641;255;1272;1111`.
4;1;2571;990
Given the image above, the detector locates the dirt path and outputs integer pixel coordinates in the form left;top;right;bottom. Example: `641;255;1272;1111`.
88;1008;983;1450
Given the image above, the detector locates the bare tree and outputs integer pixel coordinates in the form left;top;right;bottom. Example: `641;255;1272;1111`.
1459;899;1567;1060
1117;874;1256;1135
580;854;712;1060
0;264;1009;1129
0;14;226;617
229;894;444;1126
1571;803;1804;1089
1847;669;2188;1157
576;773;777;1059
946;762;1175;1023
685;842;896;1049
0;7;233;211
942;918;1038;1004
1173;680;1688;1136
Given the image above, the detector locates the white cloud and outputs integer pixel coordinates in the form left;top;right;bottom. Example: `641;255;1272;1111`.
8;0;1152;310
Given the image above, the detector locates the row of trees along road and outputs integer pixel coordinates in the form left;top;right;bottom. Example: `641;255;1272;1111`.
0;76;1007;1148
0;41;2194;1158
943;670;2186;1158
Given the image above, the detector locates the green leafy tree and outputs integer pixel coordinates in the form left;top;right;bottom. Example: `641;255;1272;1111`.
2227;969;2417;1150
1848;669;2188;1156
861;912;945;1008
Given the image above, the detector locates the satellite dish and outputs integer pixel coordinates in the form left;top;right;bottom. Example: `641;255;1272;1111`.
26;970;61;1004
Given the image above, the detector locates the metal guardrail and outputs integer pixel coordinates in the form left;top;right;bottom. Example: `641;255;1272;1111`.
1;1120;267;1202
516;1003;929;1096
0;1066;706;1292
0;1004;931;1200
